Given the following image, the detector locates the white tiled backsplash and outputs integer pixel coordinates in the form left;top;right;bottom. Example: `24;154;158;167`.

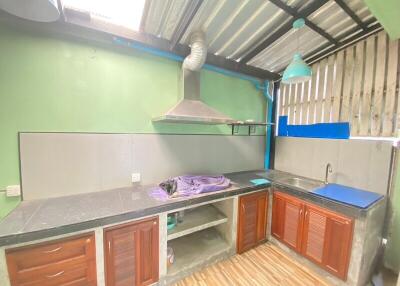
274;137;393;195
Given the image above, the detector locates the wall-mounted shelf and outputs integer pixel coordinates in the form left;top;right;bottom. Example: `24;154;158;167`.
228;122;274;135
167;205;227;241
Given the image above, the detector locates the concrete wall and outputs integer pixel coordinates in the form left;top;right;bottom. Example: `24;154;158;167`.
274;137;393;195
385;148;400;272
20;133;265;200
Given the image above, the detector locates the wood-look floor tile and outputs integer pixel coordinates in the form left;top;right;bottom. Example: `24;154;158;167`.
173;243;331;286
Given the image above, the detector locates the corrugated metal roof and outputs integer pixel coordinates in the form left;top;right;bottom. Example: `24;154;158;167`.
143;0;376;75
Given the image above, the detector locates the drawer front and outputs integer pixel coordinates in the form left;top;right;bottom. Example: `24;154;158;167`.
6;234;95;271
14;260;96;286
6;233;97;286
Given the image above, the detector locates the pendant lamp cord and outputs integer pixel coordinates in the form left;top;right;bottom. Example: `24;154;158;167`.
296;25;300;55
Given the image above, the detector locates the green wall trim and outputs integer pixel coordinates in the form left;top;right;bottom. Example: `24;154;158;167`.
0;25;266;219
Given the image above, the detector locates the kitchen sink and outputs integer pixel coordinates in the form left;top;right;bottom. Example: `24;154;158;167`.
277;177;325;192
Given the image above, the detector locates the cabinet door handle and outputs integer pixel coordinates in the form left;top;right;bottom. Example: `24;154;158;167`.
108;241;111;253
299;209;303;216
43;246;62;253
46;271;65;278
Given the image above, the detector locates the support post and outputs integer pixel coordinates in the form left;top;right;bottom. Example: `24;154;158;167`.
262;81;273;169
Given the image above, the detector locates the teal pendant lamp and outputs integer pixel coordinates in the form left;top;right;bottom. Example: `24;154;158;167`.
282;19;312;84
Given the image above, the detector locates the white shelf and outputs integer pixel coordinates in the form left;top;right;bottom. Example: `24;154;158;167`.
167;227;230;279
167;204;227;241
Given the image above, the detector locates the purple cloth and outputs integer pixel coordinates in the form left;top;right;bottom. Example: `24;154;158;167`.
151;175;231;200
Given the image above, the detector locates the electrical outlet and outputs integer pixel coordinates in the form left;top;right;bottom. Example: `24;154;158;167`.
6;185;21;197
131;173;141;183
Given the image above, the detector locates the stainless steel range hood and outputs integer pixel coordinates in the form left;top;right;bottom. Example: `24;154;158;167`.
153;31;236;125
153;69;236;124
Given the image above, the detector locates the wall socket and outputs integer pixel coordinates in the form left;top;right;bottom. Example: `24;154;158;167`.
131;173;141;183
6;185;21;197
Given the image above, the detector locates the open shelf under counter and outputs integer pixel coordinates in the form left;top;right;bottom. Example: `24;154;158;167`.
167;227;232;282
167;204;228;241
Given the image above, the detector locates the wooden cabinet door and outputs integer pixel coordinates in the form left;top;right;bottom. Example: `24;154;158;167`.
272;192;304;252
136;219;159;286
322;211;353;280
237;191;268;254
302;204;353;280
104;217;159;286
301;205;328;265
271;193;285;239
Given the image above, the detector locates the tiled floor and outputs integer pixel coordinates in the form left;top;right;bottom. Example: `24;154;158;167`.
174;243;331;286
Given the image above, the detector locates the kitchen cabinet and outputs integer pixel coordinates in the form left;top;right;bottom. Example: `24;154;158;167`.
6;233;97;286
237;191;268;254
272;191;353;280
272;192;304;252
104;217;159;286
302;204;353;280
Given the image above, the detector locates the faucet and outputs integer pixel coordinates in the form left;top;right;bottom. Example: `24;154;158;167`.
325;163;332;185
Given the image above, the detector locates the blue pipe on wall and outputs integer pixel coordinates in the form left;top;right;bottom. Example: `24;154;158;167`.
112;36;261;85
113;36;273;169
255;81;273;169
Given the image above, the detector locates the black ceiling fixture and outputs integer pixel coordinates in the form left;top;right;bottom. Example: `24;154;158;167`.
239;0;330;64
268;0;338;45
334;0;368;31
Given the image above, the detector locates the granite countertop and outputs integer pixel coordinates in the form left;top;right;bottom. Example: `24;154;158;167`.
0;171;269;246
0;170;384;247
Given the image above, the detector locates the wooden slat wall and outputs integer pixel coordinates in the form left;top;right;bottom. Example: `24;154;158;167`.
278;31;400;137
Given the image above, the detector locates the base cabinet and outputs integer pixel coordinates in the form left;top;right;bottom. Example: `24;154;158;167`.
104;217;159;286
302;204;353;279
272;191;353;281
237;191;268;254
271;192;304;252
6;233;97;286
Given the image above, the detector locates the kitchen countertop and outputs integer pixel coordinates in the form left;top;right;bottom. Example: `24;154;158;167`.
0;170;384;247
256;169;385;217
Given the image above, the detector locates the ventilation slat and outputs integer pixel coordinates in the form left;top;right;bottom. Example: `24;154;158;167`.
331;50;344;122
315;59;327;123
323;55;335;123
278;31;400;138
371;32;387;136
350;41;364;136
340;46;355;122
308;64;319;124
383;39;399;136
359;35;375;135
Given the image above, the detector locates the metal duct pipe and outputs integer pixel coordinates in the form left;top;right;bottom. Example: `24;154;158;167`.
0;0;60;22
182;31;207;71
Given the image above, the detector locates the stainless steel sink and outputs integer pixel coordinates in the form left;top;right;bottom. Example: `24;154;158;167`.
278;177;325;192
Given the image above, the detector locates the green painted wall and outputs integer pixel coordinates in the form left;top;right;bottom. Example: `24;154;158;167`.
385;158;400;272
364;0;400;40
0;25;266;219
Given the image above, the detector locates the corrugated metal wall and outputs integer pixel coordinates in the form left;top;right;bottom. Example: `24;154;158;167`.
278;30;400;137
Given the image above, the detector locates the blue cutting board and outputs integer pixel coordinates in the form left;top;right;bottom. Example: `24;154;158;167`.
313;184;383;208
